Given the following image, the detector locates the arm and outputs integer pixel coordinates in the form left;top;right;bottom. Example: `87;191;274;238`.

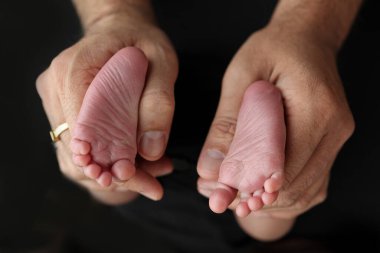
270;0;363;52
72;0;154;30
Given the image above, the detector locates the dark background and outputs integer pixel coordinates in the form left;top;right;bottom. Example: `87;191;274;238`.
0;0;379;252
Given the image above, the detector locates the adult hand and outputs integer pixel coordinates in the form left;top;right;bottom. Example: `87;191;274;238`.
197;21;355;219
37;2;178;204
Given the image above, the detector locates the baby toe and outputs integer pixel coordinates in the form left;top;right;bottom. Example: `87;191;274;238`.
96;171;112;187
70;139;91;155
111;159;136;181
72;154;91;167
84;164;102;179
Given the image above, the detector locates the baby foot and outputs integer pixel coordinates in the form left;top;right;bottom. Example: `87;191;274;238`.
209;81;286;217
70;47;148;187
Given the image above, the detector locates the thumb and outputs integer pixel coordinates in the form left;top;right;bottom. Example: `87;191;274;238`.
137;41;178;161
197;60;266;180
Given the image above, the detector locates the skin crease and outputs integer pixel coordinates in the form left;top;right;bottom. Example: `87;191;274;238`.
37;0;361;243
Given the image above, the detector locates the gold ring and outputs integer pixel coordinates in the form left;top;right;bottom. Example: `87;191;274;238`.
50;122;69;142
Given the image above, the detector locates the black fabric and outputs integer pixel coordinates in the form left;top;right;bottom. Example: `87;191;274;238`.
117;159;254;253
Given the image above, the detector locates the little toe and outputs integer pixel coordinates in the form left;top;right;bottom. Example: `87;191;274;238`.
84;164;102;179
262;191;279;206
236;202;251;217
70;139;91;155
264;172;284;193
209;183;237;214
96;171;112;187
72;154;91;167
111;159;136;181
248;196;264;211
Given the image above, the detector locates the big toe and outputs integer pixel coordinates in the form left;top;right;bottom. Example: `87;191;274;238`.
209;183;237;213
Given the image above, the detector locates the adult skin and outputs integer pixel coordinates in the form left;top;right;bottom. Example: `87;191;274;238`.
36;0;178;204
197;0;361;241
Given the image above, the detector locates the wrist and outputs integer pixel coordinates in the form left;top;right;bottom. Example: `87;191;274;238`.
72;0;155;32
269;0;362;53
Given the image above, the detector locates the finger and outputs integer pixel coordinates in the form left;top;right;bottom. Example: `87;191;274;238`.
36;70;66;128
37;67;82;178
114;169;164;201
255;172;329;219
276;77;332;189
197;177;218;195
276;133;338;208
197;178;217;199
137;43;178;161
136;156;174;177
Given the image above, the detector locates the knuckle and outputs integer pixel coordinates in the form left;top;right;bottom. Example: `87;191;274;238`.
35;72;47;98
49;48;75;95
311;99;355;145
276;190;299;208
50;58;66;94
209;116;237;153
295;197;310;210
315;190;328;205
212;117;237;138
295;189;325;211
340;113;355;140
327;108;355;145
140;89;175;116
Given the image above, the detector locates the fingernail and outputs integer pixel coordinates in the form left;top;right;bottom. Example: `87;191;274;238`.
202;149;225;172
140;131;166;158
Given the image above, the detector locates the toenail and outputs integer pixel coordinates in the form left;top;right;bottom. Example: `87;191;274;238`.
202;149;225;172
139;131;165;158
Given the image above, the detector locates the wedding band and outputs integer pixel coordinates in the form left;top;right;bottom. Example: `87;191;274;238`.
50;122;69;143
